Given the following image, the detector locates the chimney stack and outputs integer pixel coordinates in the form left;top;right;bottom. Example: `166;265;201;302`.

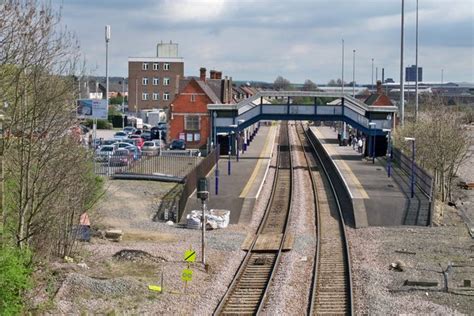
376;80;383;95
215;71;222;80
199;67;206;81
210;70;216;79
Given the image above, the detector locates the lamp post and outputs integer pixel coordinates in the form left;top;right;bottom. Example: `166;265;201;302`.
415;0;419;121
404;137;416;198
228;125;237;172
371;58;374;91
368;122;376;164
121;77;125;129
400;0;405;126
383;128;392;177
237;120;245;161
105;25;110;110
213;111;219;195
352;49;356;97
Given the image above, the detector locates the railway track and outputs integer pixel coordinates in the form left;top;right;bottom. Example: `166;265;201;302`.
214;123;293;315
295;122;353;315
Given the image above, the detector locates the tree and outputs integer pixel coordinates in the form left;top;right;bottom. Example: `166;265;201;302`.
393;96;470;204
0;1;101;256
273;76;291;91
302;79;317;91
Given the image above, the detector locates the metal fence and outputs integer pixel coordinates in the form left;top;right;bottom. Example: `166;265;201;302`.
94;152;200;179
177;145;219;222
391;147;433;198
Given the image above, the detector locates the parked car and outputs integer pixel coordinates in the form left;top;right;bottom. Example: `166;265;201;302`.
95;145;116;162
169;139;186;150
141;131;152;141
123;126;137;135
102;139;119;146
126;145;141;160
113;131;128;140
115;142;134;150
109;148;133;166
129;134;144;148
150;126;166;141
142;141;160;156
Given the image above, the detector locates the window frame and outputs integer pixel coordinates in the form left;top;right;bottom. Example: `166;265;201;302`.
163;92;170;100
152;77;159;85
184;115;200;131
153;63;159;70
152;92;159;100
163;63;170;70
163;77;170;86
142;92;149;101
142;63;149;70
142;77;148;85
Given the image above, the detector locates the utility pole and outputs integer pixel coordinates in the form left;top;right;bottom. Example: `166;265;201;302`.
415;0;419;121
105;25;110;110
400;0;405;126
371;58;374;92
352;49;356;97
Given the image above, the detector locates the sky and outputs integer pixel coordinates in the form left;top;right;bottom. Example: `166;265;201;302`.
54;0;474;84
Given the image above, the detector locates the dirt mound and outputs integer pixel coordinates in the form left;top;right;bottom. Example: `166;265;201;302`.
112;249;166;263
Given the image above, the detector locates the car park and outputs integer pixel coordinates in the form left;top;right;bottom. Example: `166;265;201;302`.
129;135;145;148
115;142;134;150
113;131;128;140
123;126;137;135
142;141;160;156
141;131;152;141
169;139;186;150
109;148;133;166
95;145;116;161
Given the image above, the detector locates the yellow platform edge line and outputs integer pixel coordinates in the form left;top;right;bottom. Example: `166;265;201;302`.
312;128;369;199
239;125;276;198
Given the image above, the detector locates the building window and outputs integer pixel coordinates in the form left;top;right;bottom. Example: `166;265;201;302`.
142;77;148;85
194;133;201;142
152;92;159;100
153;77;159;85
142;93;149;101
163;77;170;86
191;94;196;102
185;115;199;131
163;63;170;70
163;92;170;100
153;63;159;70
142;63;149;70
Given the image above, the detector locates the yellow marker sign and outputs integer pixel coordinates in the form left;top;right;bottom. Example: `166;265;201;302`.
184;249;196;262
148;285;162;292
181;268;193;281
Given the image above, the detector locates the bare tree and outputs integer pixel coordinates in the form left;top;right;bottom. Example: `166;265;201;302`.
0;1;101;257
393;96;470;204
302;79;317;91
273;76;291;91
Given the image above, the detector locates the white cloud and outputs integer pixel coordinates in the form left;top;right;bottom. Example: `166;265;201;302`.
155;0;228;22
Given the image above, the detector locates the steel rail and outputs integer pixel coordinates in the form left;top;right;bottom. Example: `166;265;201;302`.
298;122;354;315
214;122;294;315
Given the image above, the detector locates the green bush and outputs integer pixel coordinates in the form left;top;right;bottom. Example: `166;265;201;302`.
83;119;112;129
0;246;32;315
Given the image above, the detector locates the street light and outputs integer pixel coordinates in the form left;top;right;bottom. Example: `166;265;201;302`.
352;49;356;97
383;128;392;177
404;137;416;198
237;119;245;161
368;122;376;164
228;124;237;175
371;58;374;91
213;112;219;195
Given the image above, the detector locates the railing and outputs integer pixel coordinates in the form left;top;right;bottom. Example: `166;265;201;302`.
94;152;200;179
177;145;219;222
391;147;434;224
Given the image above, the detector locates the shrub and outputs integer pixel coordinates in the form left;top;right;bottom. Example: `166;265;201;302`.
0;246;32;315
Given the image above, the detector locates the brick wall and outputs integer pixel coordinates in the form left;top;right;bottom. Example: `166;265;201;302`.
169;79;211;148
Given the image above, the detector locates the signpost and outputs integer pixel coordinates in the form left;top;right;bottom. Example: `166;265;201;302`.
182;247;196;292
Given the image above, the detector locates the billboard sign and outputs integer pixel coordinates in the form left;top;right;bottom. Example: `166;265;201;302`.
77;99;108;120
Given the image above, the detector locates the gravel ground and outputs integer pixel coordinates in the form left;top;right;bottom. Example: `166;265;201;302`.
40;123;474;314
262;123;316;315
48;129;279;315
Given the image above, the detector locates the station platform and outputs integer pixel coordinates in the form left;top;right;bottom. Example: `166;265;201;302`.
183;124;277;224
309;126;413;228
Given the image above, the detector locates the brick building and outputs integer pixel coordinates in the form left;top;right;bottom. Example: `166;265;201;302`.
128;42;184;112
169;68;233;149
